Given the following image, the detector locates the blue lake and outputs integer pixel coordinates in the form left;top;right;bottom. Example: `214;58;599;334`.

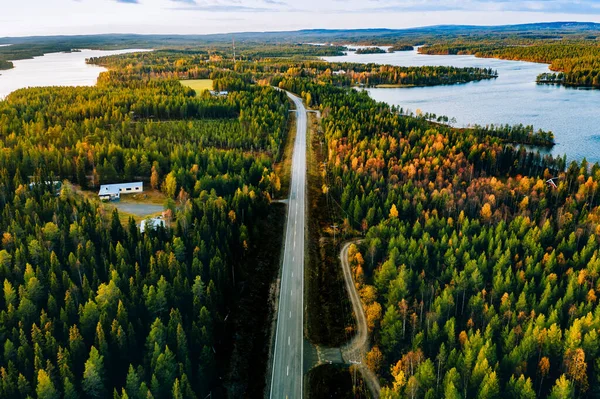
0;48;150;100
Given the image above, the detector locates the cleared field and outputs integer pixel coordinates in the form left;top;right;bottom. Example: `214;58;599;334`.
73;184;166;223
113;202;163;217
180;79;213;95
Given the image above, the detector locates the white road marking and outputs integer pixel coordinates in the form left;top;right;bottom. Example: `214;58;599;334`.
287;366;289;376
289;311;291;318
288;336;290;346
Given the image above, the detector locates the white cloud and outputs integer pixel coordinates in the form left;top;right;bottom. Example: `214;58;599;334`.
1;0;600;37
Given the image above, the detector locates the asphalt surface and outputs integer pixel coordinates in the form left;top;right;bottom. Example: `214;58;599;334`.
270;91;307;399
112;202;163;217
340;241;381;398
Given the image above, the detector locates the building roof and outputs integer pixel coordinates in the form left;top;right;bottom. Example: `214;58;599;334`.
98;182;143;195
140;217;166;233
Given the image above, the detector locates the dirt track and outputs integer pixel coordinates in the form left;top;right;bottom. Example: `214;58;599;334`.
339;240;381;398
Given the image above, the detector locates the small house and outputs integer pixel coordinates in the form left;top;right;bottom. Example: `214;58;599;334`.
98;182;143;201
209;90;229;97
332;70;346;76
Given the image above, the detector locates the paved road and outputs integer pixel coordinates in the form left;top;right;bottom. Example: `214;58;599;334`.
270;91;307;399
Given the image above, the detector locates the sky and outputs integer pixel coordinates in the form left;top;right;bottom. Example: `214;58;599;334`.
2;0;600;37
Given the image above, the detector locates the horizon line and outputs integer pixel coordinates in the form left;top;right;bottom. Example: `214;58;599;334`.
1;20;600;41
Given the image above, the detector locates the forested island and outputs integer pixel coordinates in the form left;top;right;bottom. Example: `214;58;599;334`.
321;64;497;87
389;44;414;52
355;47;387;55
0;59;13;70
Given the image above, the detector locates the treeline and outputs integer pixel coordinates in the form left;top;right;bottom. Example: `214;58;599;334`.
262;60;496;88
0;44;85;70
324;65;497;87
263;62;497;89
0;65;289;398
355;47;387;55
237;43;346;59
470;124;555;147
274;76;600;397
88;45;345;74
537;70;600;88
1;40;344;72
89;51;498;90
389;45;414;52
0;59;13;70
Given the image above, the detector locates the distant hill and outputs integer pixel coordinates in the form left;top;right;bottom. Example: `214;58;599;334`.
2;21;600;46
1;21;599;68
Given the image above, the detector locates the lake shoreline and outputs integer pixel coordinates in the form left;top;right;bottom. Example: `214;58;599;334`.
0;48;151;99
324;49;600;164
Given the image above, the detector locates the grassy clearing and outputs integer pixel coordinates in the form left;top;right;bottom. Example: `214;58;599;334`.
306;112;355;347
180;79;213;95
72;184;166;224
118;189;166;205
273;111;296;198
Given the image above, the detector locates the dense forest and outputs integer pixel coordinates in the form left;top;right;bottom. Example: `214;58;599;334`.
274;73;600;397
89;52;497;89
1;30;599;398
0;61;289;398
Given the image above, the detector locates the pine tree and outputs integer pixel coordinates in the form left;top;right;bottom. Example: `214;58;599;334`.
36;369;59;399
548;375;573;399
63;377;79;399
82;346;106;399
389;204;399;219
125;365;141;399
479;371;500;399
172;378;183;399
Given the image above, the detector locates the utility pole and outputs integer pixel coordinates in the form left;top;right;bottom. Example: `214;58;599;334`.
331;224;338;244
232;35;236;63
